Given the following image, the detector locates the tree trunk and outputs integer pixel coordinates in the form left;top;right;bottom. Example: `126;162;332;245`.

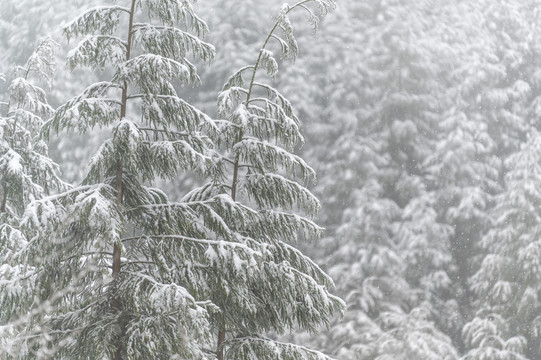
217;323;226;360
112;0;136;358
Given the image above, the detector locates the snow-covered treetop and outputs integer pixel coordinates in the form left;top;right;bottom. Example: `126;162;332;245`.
0;37;65;217
0;37;67;357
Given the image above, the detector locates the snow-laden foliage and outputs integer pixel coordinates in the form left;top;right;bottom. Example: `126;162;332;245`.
11;0;541;358
0;36;65;221
278;0;541;358
461;315;528;360
226;336;336;360
0;38;64;215
5;1;219;358
278;0;468;358
171;1;344;359
3;0;341;359
462;130;541;359
0;37;67;357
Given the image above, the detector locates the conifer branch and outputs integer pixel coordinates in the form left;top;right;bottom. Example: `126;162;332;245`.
217;1;337;358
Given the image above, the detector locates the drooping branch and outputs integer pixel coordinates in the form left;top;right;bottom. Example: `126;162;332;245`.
218;2;335;358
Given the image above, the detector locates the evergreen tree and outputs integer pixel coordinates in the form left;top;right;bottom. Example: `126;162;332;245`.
447;2;541;357
0;37;63;216
2;0;343;359
11;1;541;359
151;0;282;203
185;1;345;358
462;130;541;359
4;1;219;358
282;0;462;357
0;37;66;353
0;0;116;187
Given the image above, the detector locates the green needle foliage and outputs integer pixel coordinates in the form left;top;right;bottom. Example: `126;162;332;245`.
181;1;345;359
1;1;342;359
0;36;66;338
0;37;65;217
4;1;220;359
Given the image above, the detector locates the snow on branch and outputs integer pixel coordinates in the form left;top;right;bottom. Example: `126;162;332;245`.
221;66;254;92
147;138;213;177
245;105;304;149
217;99;304;150
252;82;297;120
138;93;217;135
114;118;144;158
114;54;199;94
138;0;210;37
64;5;130;41
67;35;128;70
21;184;122;249
226;335;336;360
0;149;24;182
186;196;258;241
132;23;215;63
44;82;121;137
256;209;323;242
234;136;316;184
259;49;279;79
121;235;266;276
276;12;298;60
7;109;43;134
240;172;320;216
49;97;121;135
8;78;54;118
0;173;44;217
272;241;333;287
217;87;249;116
87;129;211;185
182;182;231;203
20;37;58;87
271;0;335;61
121;270;210;318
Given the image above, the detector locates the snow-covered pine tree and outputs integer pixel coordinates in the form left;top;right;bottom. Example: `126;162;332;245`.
180;1;345;358
428;4;538;349
0;37;63;217
0;37;66;353
462;130;541;360
279;0;462;358
440;2;541;357
4;1;229;358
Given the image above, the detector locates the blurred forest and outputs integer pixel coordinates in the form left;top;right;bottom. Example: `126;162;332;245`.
3;0;541;358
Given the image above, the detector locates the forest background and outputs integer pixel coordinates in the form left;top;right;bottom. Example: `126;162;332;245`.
3;0;541;359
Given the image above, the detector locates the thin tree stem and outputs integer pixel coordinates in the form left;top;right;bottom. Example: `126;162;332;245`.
218;3;308;358
217;321;226;360
112;1;136;359
0;192;6;213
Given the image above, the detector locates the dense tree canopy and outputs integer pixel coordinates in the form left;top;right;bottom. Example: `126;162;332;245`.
3;0;541;359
